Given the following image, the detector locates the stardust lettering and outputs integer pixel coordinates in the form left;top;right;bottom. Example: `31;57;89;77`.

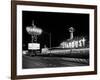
60;38;86;48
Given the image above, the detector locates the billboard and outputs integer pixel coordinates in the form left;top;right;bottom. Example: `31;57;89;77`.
28;43;40;50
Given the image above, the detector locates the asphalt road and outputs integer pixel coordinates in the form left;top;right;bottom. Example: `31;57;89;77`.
22;55;89;69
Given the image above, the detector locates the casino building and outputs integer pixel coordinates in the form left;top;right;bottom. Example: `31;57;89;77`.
41;27;89;59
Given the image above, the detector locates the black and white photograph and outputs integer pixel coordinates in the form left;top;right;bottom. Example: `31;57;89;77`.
11;1;97;79
22;11;89;69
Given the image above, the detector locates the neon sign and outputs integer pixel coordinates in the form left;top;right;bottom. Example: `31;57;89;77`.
60;38;86;48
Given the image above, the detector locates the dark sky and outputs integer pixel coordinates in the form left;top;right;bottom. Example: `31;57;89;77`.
22;11;89;49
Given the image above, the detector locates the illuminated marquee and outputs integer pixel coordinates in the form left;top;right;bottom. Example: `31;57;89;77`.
28;43;40;50
60;38;86;48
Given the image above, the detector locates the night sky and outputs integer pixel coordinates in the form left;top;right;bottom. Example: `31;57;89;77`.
22;11;89;50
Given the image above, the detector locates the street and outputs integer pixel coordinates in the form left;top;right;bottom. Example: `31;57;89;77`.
22;55;89;69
